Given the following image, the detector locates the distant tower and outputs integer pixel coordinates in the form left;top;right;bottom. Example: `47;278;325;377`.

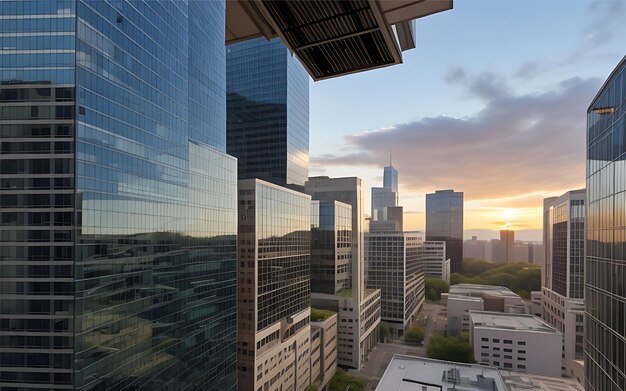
372;160;399;220
425;190;464;273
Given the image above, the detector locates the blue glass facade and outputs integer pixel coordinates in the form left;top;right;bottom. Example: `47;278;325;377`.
585;56;626;391
425;190;464;273
227;38;309;187
1;1;236;389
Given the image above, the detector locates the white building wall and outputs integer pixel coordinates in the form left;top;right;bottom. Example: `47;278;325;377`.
446;296;483;335
470;318;562;377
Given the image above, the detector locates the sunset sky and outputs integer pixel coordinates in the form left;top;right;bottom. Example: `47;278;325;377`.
308;0;626;240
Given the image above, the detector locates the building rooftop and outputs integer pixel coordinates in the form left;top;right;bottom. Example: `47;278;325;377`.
311;308;336;322
500;370;584;391
469;311;559;334
450;284;521;299
376;355;507;391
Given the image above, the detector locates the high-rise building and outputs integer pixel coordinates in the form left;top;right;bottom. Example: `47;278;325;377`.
227;38;309;188
421;241;451;283
426;190;464;273
310;200;353;294
585;56;626;391
498;229;515;263
371;164;398;220
237;179;312;391
464;236;492;262
0;2;238;389
542;190;586;378
305;176;381;369
365;229;425;338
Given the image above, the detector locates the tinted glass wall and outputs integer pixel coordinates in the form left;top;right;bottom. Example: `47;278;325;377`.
227;38;309;187
585;57;626;391
0;1;77;389
1;1;237;389
425;190;464;273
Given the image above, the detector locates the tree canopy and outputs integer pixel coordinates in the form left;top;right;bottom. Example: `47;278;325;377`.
426;334;474;363
425;278;449;301
329;369;366;391
453;259;540;299
404;326;425;345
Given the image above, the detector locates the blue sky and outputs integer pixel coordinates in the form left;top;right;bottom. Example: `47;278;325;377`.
309;0;626;239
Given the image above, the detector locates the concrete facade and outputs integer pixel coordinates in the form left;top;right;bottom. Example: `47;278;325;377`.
541;189;585;380
237;180;312;391
365;231;425;338
310;313;338;390
421;240;451;283
444;284;528;336
305;176;382;369
470;311;562;377
311;289;381;369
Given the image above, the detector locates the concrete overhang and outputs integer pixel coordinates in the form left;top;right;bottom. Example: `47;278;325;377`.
226;0;453;81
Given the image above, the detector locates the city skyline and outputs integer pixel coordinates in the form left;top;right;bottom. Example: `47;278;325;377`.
309;0;626;234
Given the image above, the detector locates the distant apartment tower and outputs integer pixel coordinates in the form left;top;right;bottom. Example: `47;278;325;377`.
426;190;464;273
464;236;492;262
585;56;626;391
542;190;586;378
305;177;381;369
227;38;309;187
421;241;451;283
494;229;515;263
365;227;425;338
237;179;312;391
371;164;399;220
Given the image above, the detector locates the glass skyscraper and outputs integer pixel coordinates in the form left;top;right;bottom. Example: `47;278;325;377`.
425;189;464;273
310;200;352;294
227;38;309;188
0;1;237;389
585;56;626;391
371;164;398;221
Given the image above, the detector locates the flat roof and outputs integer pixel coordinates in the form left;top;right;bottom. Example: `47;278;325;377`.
376;355;507;391
450;284;521;299
500;370;584;391
469;311;559;334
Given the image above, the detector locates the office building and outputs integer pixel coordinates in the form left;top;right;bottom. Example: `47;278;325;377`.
227;38;309;188
542;189;586;377
237;179;312;391
311;200;352;294
464;236;492;262
421;240;451;283
376;355;584;391
499;370;584;391
469;311;562;377
0;2;238;389
371;164;398;221
310;200;380;368
376;355;507;391
305;176;381;369
492;229;515;263
365;230;425;338
426;189;464;273
530;291;543;317
585;55;626;391
309;311;338;390
444;284;527;336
